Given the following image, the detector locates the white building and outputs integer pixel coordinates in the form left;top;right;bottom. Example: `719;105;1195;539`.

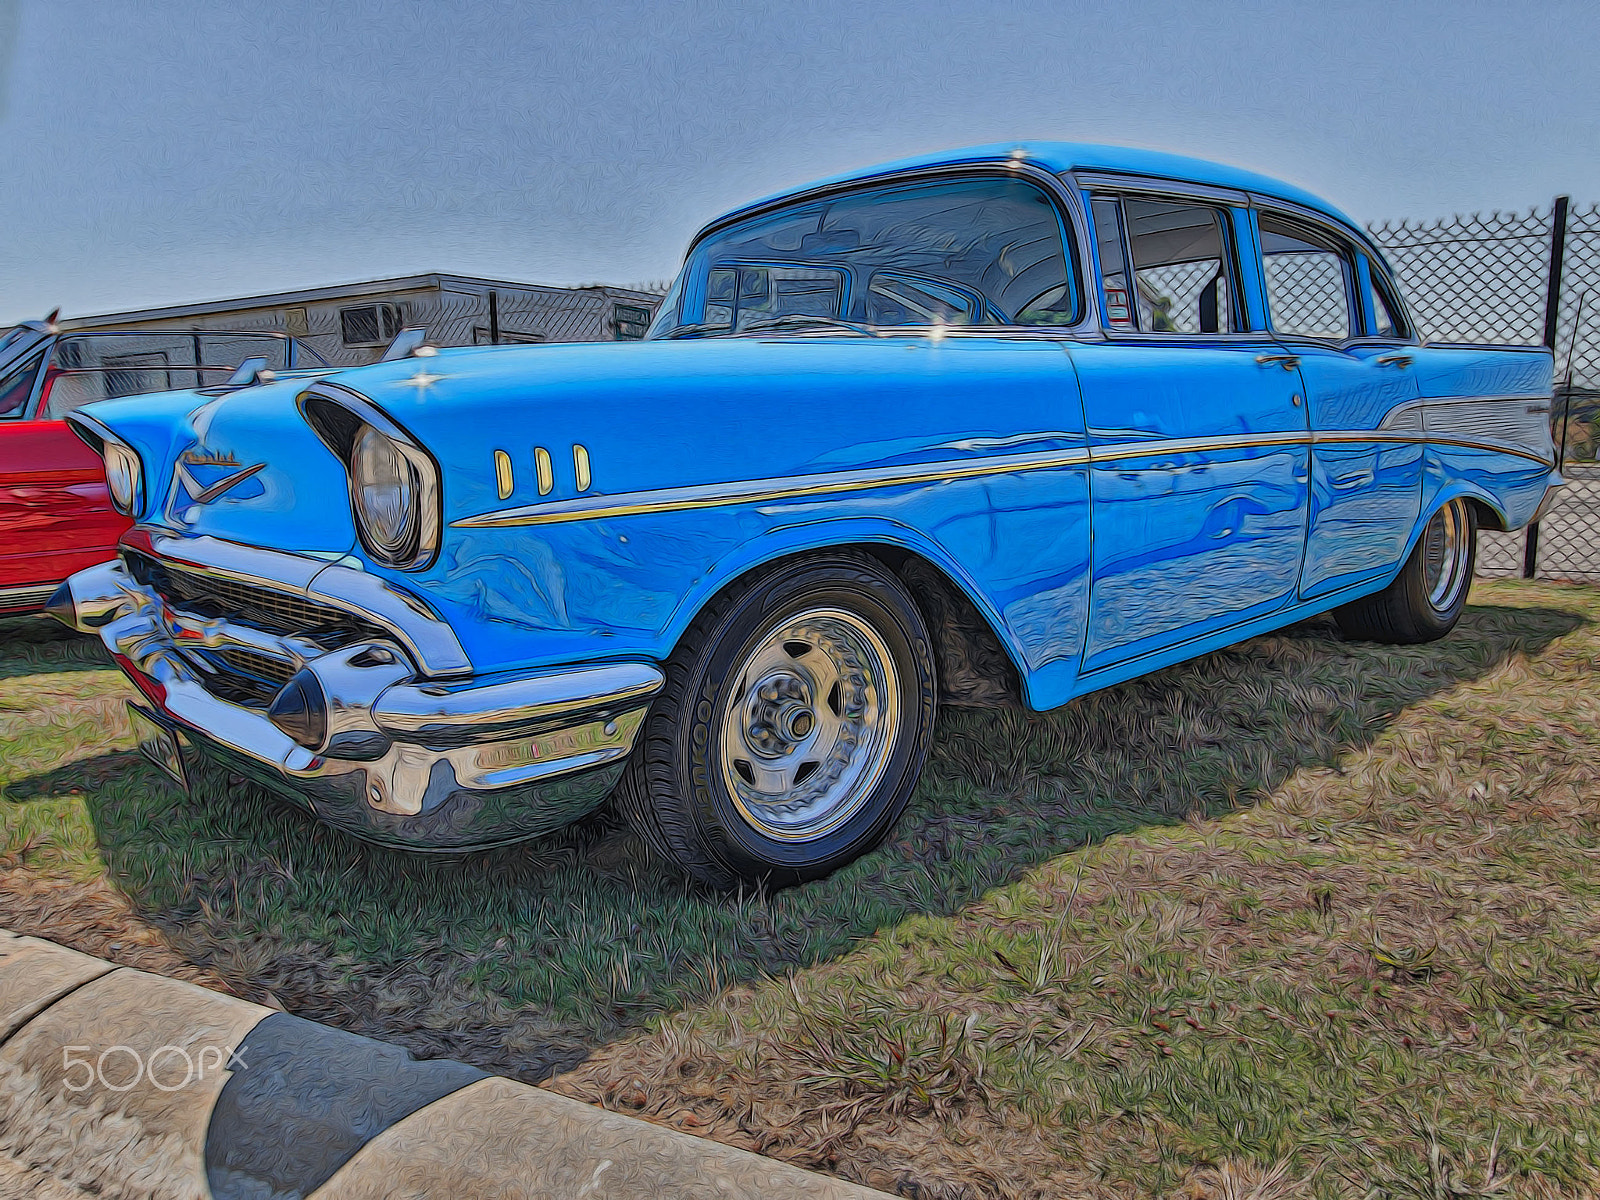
60;274;664;366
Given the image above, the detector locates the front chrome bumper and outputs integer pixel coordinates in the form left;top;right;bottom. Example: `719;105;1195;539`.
52;549;662;850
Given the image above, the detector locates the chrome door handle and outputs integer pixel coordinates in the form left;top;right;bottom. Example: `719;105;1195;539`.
1376;353;1413;368
1255;353;1300;369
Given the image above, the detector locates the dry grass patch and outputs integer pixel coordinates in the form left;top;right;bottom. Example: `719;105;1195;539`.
550;583;1600;1199
4;583;1598;1196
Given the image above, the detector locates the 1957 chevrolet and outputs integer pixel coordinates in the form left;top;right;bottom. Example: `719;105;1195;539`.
51;143;1561;888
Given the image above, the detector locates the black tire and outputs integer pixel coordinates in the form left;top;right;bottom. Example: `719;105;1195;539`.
617;552;937;889
1334;497;1477;644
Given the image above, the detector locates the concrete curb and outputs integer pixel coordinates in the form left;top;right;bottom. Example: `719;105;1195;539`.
0;930;894;1200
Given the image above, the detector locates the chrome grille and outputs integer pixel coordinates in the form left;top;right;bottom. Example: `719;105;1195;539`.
123;548;393;710
214;645;299;688
200;668;281;709
123;550;388;648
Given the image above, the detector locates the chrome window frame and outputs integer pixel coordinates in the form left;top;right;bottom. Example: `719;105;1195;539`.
1074;180;1251;340
1247;195;1421;348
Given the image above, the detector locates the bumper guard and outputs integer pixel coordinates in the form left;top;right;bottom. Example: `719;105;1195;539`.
51;554;662;850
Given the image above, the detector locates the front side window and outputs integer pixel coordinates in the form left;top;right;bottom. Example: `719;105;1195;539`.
1092;198;1136;329
652;174;1078;336
1122;197;1235;334
1260;214;1354;340
0;350;44;419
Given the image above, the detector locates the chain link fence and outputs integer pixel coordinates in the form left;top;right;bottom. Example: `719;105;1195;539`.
1367;200;1600;582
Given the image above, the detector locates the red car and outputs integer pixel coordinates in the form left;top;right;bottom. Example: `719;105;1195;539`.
0;317;325;615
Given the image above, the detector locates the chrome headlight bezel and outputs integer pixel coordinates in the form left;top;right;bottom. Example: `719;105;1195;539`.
298;384;441;571
102;439;145;517
65;413;145;517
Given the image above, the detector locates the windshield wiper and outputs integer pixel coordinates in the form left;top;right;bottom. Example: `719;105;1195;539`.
734;314;884;337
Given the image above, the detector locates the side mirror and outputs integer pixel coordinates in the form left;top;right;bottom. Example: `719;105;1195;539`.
224;356;271;387
196;356;274;395
380;327;433;361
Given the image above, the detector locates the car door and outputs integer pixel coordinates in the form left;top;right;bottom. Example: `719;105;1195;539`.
1255;211;1424;600
1070;192;1310;672
0;338;131;602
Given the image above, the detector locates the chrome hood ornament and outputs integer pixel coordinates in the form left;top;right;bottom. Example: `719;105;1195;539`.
176;448;268;505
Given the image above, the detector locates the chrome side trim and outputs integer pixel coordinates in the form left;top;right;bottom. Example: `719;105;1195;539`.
0;582;61;609
453;427;1555;530
453;444;1096;529
126;527;471;676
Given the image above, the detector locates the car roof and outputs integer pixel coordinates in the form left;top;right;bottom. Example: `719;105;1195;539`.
702;141;1359;240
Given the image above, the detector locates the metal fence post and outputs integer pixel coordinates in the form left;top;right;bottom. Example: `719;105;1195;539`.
1526;195;1571;578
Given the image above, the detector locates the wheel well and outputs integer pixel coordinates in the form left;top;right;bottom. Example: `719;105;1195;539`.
1463;497;1508;533
877;549;1026;709
831;544;1028;709
676;543;1028;710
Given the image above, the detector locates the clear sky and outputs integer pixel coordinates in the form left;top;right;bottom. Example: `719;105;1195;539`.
2;0;1596;324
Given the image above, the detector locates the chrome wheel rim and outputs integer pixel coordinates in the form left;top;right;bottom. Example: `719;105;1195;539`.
1422;499;1472;612
718;606;901;842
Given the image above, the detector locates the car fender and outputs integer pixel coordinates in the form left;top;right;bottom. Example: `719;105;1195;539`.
655;513;1036;697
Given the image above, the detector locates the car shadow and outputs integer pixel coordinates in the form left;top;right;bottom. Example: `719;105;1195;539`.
0;615;114;681
4;600;1584;1084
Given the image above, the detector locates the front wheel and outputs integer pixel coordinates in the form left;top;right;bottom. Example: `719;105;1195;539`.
617;553;937;889
1334;497;1477;643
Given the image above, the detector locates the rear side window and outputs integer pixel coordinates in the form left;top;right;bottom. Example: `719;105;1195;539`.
1260;214;1354;340
1365;266;1407;338
1093;195;1235;334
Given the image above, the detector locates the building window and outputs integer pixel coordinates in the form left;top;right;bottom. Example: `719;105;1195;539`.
473;327;545;345
105;351;171;399
612;304;652;340
340;303;405;346
285;307;310;337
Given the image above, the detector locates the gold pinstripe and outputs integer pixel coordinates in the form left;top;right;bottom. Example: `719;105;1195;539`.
455;429;1553;530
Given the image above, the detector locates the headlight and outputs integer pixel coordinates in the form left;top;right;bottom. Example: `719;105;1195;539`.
350;424;417;558
102;440;144;516
300;384;441;570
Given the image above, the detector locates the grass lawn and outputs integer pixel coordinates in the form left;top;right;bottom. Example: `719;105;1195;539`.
3;580;1598;1198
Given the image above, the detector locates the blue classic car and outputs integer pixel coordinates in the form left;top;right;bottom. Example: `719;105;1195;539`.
51;143;1560;887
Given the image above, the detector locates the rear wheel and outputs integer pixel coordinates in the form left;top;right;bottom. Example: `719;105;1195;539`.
617;553;937;889
1334;497;1477;643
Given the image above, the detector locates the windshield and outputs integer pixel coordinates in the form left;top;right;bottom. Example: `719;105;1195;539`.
648;174;1078;338
39;332;298;417
0;326;31;357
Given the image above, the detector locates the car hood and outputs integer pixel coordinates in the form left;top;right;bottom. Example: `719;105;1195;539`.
310;335;1082;520
79;376;358;556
